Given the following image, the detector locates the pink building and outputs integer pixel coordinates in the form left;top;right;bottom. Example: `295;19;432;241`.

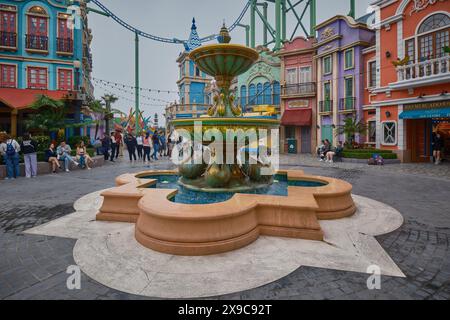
277;37;317;154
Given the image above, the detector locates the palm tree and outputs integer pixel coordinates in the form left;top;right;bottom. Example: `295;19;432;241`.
336;116;367;148
101;94;118;135
87;99;106;139
25;95;67;134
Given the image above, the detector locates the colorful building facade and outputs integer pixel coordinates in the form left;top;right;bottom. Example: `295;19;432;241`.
165;18;211;132
364;0;449;162
277;36;317;154
315;14;375;146
0;0;93;137
235;46;281;114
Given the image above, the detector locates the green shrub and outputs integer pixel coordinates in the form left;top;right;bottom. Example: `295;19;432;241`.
343;152;397;159
343;148;393;154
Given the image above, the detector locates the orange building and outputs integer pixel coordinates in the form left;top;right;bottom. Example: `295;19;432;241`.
363;0;450;162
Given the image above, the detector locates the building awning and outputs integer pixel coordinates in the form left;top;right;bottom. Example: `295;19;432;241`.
399;107;450;119
0;88;69;110
281;109;312;126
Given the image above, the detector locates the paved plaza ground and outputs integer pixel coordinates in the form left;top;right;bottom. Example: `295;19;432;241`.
1;154;449;300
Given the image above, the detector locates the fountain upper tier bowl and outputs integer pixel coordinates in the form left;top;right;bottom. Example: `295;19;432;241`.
189;44;259;87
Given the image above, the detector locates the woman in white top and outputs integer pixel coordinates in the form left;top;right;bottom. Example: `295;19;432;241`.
136;134;144;160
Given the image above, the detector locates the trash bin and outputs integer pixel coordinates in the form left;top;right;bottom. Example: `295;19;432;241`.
287;139;297;154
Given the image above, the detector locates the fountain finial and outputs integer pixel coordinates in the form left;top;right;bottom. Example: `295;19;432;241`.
217;21;231;44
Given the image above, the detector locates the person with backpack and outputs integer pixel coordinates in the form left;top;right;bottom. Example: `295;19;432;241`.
0;134;21;180
20;133;38;178
151;132;160;160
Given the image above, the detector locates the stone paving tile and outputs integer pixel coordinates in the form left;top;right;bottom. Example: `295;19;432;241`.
1;155;450;299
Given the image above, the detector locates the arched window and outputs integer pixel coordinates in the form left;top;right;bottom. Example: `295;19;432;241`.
256;83;263;105
240;85;247;108
263;82;272;104
248;84;256;105
273;81;280;105
26;6;48;51
418;13;450;34
405;13;449;63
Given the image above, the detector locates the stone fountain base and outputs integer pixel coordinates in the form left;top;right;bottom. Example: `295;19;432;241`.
96;170;356;256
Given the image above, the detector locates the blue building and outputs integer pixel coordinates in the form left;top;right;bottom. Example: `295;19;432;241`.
165;18;212;128
0;0;93;137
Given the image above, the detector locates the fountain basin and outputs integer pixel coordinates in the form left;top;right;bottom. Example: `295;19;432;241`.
96;170;356;255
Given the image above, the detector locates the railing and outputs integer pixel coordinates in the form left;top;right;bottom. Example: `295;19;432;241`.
339;97;356;112
165;104;210;119
396;56;450;82
319;100;333;113
0;31;16;48
281;82;316;96
57;37;73;53
241;94;280;108
25;34;48;51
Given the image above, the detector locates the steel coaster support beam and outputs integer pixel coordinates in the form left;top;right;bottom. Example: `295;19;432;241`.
250;0;257;48
135;31;140;136
255;5;276;40
287;0;309;41
349;0;355;18
310;0;316;37
281;0;286;43
262;2;268;46
275;0;281;50
237;24;250;46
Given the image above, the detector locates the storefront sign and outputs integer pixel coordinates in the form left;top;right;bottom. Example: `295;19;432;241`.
404;100;450;111
288;100;309;109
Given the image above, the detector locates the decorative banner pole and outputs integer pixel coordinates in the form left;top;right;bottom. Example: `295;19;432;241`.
135;31;140;136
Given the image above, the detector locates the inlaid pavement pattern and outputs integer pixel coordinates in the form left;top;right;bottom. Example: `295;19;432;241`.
1;156;449;300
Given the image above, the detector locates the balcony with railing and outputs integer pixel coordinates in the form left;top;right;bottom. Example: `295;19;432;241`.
240;94;280;111
393;55;450;89
25;34;48;52
339;97;356;113
281;82;316;97
165;103;210;120
319;100;333;114
56;38;73;54
0;31;17;49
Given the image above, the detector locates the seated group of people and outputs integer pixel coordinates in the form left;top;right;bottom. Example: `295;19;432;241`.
45;141;94;173
317;140;343;163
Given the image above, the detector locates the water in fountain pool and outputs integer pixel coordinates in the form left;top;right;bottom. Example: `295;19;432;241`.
142;174;327;205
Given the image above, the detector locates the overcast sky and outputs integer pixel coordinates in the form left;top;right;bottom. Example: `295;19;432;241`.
89;0;373;125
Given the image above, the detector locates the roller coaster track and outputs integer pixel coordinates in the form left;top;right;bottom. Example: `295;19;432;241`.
88;0;251;44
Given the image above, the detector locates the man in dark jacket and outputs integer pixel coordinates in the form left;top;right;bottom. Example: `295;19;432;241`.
125;134;137;161
101;134;111;161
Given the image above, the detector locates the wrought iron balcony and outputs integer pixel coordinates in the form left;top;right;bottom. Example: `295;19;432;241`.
25;34;48;51
281;82;316;96
0;31;16;48
339;97;356;112
394;55;450;89
319;100;333;113
241;94;281;109
56;37;73;54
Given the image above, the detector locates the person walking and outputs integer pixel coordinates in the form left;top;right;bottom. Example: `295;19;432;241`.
125;134;137;161
143;132;152;163
136;133;144;160
433;132;444;165
101;134;111;161
0;134;21;180
151;132;160;160
20;133;38;178
167;138;174;158
159;132;166;157
114;130;123;159
110;132;117;162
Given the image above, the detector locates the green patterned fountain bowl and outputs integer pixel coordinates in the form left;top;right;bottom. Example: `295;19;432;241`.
189;44;259;79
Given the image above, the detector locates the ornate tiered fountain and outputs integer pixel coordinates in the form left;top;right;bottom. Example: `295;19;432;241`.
96;25;356;256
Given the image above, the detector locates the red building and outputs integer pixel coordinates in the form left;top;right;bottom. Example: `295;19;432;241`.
277;36;317;154
363;0;450;162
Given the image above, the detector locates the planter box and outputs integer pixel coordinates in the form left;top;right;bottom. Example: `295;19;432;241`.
0;156;105;179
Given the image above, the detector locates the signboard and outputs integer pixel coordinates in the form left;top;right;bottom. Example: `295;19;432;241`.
288;100;309;109
404;100;450;111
